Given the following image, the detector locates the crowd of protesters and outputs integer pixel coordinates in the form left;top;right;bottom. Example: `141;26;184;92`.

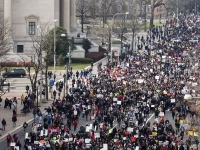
4;14;200;150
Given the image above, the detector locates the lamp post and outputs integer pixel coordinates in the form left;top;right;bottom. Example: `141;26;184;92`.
36;25;43;103
54;19;58;74
176;0;179;26
61;33;67;97
111;12;129;65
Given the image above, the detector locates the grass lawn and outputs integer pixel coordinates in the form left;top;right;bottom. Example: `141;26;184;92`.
139;22;163;30
48;63;90;70
3;63;90;71
112;40;121;44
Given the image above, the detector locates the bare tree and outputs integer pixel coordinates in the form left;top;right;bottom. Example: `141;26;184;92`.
0;15;12;58
127;14;140;53
114;14;128;55
76;0;90;33
98;0;116;27
18;23;50;103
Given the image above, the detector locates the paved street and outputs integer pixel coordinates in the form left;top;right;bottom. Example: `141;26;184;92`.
148;111;189;143
0;58;107;149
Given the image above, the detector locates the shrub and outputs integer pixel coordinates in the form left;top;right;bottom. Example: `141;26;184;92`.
57;54;65;66
71;58;93;63
0;62;33;67
82;38;92;52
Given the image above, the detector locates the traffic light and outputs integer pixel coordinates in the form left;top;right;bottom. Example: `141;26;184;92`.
66;53;70;58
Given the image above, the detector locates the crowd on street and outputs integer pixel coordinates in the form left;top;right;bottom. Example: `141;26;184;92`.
2;14;200;150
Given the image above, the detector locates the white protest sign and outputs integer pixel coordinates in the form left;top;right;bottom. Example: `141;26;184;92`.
10;142;16;146
117;101;121;105
14;146;19;150
94;132;100;138
127;127;133;132
86;126;90;132
192;82;198;86
113;97;118;101
159;112;164;117
85;139;91;143
171;99;175;103
74;110;77;115
100;144;108;150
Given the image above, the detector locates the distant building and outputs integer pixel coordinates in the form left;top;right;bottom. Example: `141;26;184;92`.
3;0;76;53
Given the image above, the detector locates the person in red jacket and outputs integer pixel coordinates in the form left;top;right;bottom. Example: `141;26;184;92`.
73;120;78;131
6;133;12;147
91;131;95;140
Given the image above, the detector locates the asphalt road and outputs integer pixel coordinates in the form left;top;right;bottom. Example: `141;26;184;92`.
0;113;115;149
4;75;64;90
148;110;189;142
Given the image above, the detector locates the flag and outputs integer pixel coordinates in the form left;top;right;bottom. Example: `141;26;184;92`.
180;120;183;124
187;130;193;136
108;128;113;134
152;132;157;136
194;132;198;137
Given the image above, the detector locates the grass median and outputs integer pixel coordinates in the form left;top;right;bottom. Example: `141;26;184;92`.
2;63;90;71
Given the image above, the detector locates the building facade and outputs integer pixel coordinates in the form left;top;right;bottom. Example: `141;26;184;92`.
3;0;76;53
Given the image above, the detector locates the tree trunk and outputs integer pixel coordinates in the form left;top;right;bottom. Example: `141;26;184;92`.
109;29;111;52
131;29;135;52
150;9;154;29
120;31;123;55
81;16;84;33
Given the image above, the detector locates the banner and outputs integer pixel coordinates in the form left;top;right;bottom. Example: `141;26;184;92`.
187;130;193;136
152;132;157;136
194;132;198;137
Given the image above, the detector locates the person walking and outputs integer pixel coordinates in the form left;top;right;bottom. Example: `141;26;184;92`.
73;119;78;131
0;96;2;106
12;115;17;127
6;133;12;147
21;94;24;105
1;118;6;131
23;122;28;132
54;74;56;81
8;99;12;110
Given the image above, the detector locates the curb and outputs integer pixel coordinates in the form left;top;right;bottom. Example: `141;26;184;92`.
0;116;34;142
0;57;107;142
85;57;107;70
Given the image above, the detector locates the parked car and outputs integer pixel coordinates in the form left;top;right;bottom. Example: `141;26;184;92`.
2;68;26;78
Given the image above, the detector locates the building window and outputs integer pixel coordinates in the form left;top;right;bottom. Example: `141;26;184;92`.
29;22;35;35
17;45;24;53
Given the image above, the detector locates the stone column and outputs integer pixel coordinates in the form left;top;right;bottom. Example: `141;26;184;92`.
62;0;70;33
4;0;11;28
70;0;77;31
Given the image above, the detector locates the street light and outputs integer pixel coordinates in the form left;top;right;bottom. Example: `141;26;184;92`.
111;12;129;65
36;25;43;103
61;34;67;97
54;19;58;74
176;0;179;26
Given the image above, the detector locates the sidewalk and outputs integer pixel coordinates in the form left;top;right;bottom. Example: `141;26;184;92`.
0;57;107;141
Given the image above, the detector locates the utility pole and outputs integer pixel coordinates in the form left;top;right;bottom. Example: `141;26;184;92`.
65;45;71;95
66;62;68;95
39;53;42;102
69;45;71;71
144;3;147;31
177;0;179;26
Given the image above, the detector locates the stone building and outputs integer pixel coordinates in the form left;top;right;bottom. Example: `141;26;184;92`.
3;0;76;53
